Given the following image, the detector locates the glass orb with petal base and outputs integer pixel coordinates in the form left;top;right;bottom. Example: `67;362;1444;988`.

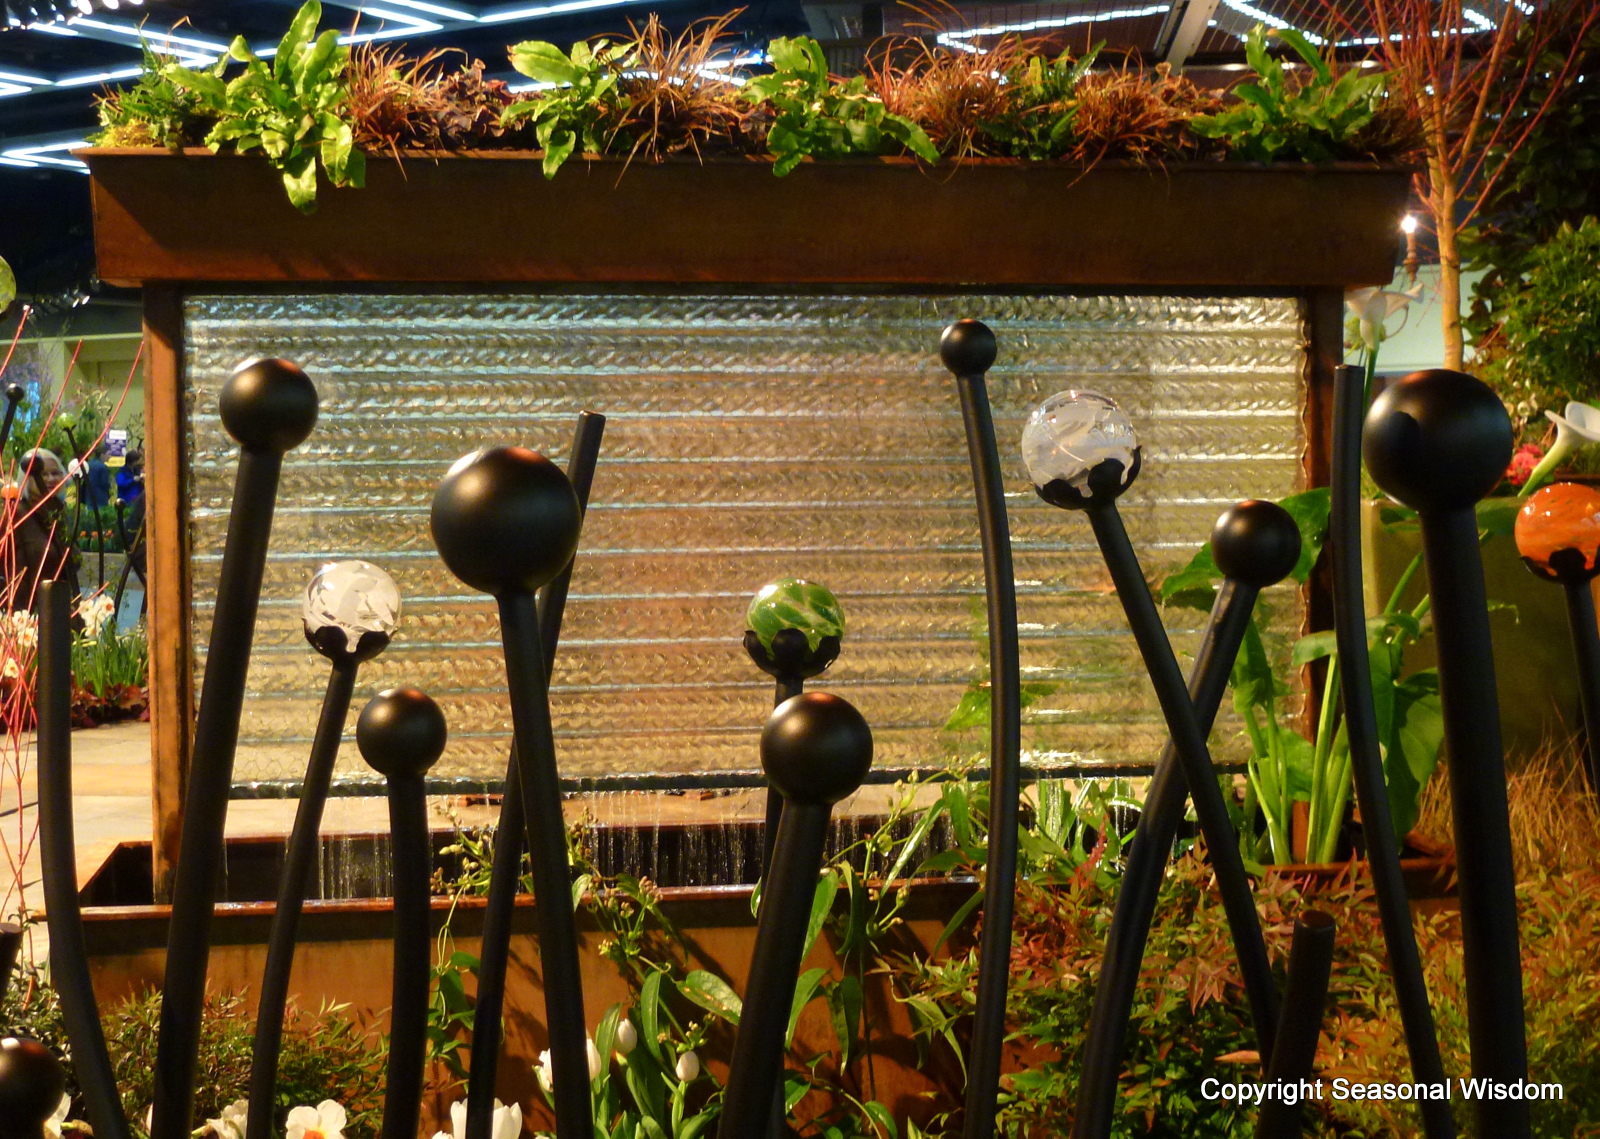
743;577;846;680
303;559;402;664
1516;482;1600;583
1021;390;1142;509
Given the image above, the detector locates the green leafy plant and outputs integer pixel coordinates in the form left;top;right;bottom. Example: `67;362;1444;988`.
1487;217;1600;428
92;44;215;149
978;46;1102;160
162;0;364;211
70;614;147;696
1189;26;1389;162
502;39;632;177
743;37;937;175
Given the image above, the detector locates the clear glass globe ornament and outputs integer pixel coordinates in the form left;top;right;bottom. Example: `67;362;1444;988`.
303;560;401;662
1020;390;1142;509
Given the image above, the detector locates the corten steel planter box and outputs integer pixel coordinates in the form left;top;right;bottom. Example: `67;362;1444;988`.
83;148;1410;886
75;835;975;1132
85;150;1411;289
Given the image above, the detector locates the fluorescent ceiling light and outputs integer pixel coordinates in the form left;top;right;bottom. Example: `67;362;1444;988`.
70;16;232;53
936;4;1172;46
54;65;144;86
0;68;51;85
361;0;478;17
1217;0;1325;42
479;0;654;24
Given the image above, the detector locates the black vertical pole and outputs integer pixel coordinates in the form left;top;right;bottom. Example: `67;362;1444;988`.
432;447;589;1139
0;922;20;1004
0;384;25;458
356;688;449;1139
718;693;872;1139
1074;500;1301;1139
151;359;318;1139
245;658;360;1139
1254;912;1337;1139
761;675;804;877
1365;369;1527;1139
1329;365;1453;1139
465;412;604;1139
938;321;1023;1139
1561;577;1600;794
36;579;130;1139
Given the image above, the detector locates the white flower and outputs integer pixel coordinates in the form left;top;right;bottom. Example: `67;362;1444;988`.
586;1037;603;1082
1526;401;1600;495
75;593;115;637
205;1099;249;1139
1346;284;1423;351
44;1093;70;1139
535;1050;553;1094
674;1050;700;1082
613;1017;638;1055
5;610;37;652
438;1098;522;1139
285;1101;347;1139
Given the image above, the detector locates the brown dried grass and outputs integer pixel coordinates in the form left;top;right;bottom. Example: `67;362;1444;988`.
345;44;449;157
865;35;1039;158
1067;60;1222;164
613;12;759;162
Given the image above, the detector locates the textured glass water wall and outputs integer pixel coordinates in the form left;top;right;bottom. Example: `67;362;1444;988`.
183;293;1307;785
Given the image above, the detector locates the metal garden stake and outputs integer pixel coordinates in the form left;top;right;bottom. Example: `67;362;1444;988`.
1364;368;1527;1139
467;411;604;1139
1255;911;1337;1139
718;692;873;1139
1514;481;1600;795
153;358;318;1139
431;445;590;1139
357;687;449;1139
0;382;24;455
247;560;403;1139
1329;365;1453;1139
1074;499;1300;1138
1021;389;1280;1057
938;320;1023;1139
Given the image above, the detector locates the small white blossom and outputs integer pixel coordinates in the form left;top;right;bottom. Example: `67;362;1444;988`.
285;1101;347;1139
586;1037;603;1082
613;1017;638;1055
674;1050;700;1082
437;1098;522;1139
1345;284;1423;351
205;1099;248;1139
44;1094;70;1139
535;1049;553;1094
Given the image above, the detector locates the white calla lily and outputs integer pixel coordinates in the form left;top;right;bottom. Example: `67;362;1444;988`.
1525;401;1600;494
438;1097;522;1139
1346;284;1424;351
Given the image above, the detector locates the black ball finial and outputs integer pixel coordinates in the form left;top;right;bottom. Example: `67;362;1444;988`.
356;687;448;779
4;384;23;406
939;320;998;378
430;446;582;596
760;692;873;806
0;1036;66;1139
1363;370;1513;513
218;358;319;454
743;629;841;681
1210;500;1302;588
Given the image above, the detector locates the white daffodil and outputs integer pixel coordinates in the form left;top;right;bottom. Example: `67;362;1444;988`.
586;1037;603;1082
674;1050;700;1082
1525;401;1600;495
1346;284;1423;351
43;1093;70;1139
285;1100;347;1139
437;1098;523;1139
535;1049;554;1094
205;1099;249;1139
613;1017;638;1056
76;593;116;637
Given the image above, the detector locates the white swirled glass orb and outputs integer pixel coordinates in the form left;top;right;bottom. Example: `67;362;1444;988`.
1020;390;1141;508
303;560;401;659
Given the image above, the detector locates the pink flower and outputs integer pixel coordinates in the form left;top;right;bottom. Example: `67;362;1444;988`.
1507;443;1546;488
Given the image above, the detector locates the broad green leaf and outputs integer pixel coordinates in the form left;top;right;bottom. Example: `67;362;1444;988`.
1281;728;1315;801
542;128;576;178
1291;629;1338;667
282;153;318;212
161;65;226;104
1476;496;1521;537
276;0;322;81
296;28;342;90
862;1101;898;1139
786;967;828;1046
681;970;742;1024
1277;27;1330;83
638;970;665;1064
1386;671;1444;838
933;888;984;952
1279;487;1331;582
510;40;582;85
828;974;863;1065
803;869;838;958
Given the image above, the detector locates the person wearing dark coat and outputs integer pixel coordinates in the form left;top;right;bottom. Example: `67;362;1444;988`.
10;449;80;613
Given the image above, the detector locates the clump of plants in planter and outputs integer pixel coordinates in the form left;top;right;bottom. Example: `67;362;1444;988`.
89;0;1420;211
68;596;148;728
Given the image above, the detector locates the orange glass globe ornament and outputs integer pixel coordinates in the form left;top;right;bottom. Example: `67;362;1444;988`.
1515;482;1600;582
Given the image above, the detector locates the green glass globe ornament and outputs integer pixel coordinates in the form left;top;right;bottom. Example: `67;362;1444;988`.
743;577;846;681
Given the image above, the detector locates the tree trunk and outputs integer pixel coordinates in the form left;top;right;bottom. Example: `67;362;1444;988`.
1430;160;1465;371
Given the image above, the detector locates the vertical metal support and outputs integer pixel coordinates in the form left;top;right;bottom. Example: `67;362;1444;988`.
1254;912;1337;1139
0;922;20;1004
151;360;317;1139
1329;365;1453;1138
37;580;131;1139
1561;578;1600;795
141;285;191;900
1365;369;1527;1139
939;322;1023;1139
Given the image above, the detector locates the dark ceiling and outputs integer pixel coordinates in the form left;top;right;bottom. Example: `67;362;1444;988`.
0;0;1429;299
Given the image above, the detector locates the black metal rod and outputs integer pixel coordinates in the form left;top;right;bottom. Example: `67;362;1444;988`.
950;363;1023;1139
760;675;805;878
1329;365;1454;1139
0;384;24;457
36;580;130;1139
466;412;604;1139
1562;578;1600;796
245;657;360;1139
1072;578;1258;1138
1085;503;1279;1051
151;447;288;1138
0;922;19;1004
719;801;831;1136
381;769;432;1139
499;589;591;1139
1419;506;1529;1136
1254;911;1337;1139
152;357;316;1139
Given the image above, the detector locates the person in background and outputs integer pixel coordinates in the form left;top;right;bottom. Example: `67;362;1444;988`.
116;447;144;507
10;448;80;612
83;444;112;509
